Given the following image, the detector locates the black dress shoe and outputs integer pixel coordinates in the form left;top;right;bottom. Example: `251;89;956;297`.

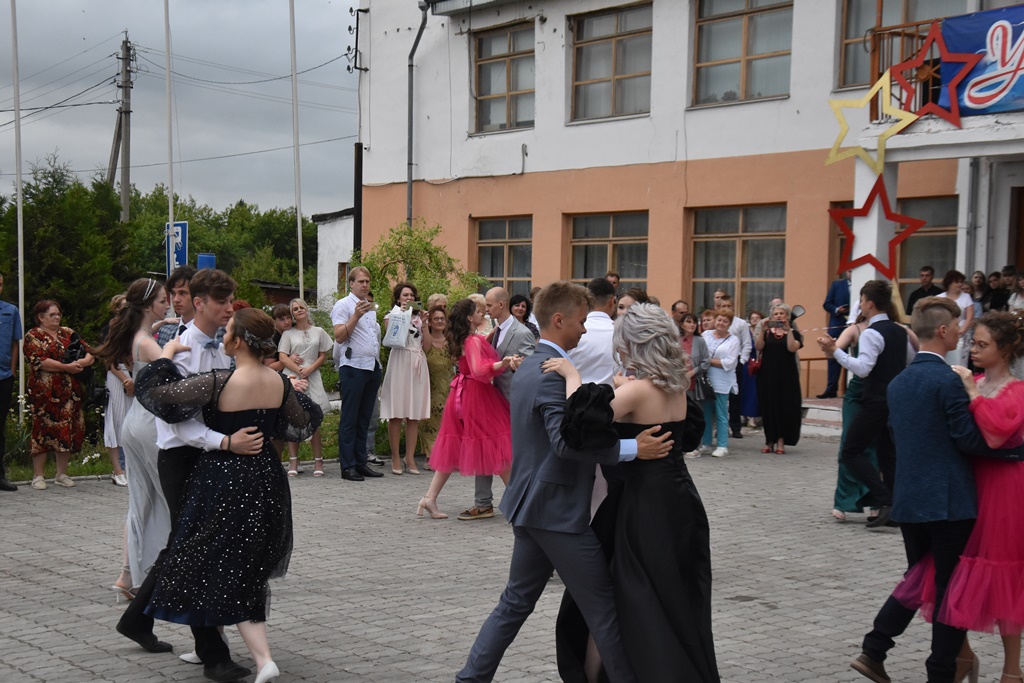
116;622;174;653
204;660;252;683
866;505;892;529
341;468;364;482
0;479;17;492
816;391;837;399
355;464;383;478
731;430;743;439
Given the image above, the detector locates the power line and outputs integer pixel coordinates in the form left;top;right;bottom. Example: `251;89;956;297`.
0;31;121;94
0;100;116;113
0;56;114;108
0;134;358;177
0;77;114;129
141;50;348;85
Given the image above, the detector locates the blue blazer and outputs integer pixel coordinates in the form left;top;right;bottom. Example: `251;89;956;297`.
888;353;1014;523
822;278;850;335
500;343;622;534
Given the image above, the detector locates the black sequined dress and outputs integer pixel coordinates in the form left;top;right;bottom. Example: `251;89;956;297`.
135;359;322;626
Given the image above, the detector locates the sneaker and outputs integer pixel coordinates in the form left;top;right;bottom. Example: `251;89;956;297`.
684;450;701;459
54;473;76;487
457;506;495;521
711;447;729;458
112;473;128;487
366;455;384;466
31;476;47;490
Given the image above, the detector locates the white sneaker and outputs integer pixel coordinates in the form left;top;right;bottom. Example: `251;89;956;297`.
711;447;729;458
684;450;701;460
179;651;202;664
31;476;47;490
54;473;76;487
112;473;128;487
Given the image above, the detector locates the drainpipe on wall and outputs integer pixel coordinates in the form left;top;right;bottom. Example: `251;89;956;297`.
407;1;429;228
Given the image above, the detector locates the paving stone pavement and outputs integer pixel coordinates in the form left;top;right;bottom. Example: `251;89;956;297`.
0;430;1009;682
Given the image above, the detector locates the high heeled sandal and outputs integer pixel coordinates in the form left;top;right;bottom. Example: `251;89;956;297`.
110;584;137;603
955;654;980;683
404;457;420;475
313;457;324;477
287;457;299;477
416;497;448;519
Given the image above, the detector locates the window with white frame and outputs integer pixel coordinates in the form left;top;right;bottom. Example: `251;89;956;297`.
692;205;787;314
895;196;958;305
475;24;535;133
570;213;648;290
478;217;533;297
694;0;792;106
571;4;653;121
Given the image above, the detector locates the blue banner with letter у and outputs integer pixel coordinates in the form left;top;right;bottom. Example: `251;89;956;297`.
941;5;1024;116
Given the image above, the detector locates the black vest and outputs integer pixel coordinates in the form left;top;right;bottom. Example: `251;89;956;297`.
863;318;908;402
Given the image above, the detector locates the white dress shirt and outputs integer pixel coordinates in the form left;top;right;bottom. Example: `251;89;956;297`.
155;321;232;451
568;311;615;387
493;314;515;349
832;313;916;378
728;317;752;364
331;292;381;371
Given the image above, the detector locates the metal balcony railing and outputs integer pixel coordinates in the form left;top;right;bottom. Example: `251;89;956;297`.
868;18;939;120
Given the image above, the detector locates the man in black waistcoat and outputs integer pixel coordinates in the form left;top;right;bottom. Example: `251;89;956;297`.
818;280;915;529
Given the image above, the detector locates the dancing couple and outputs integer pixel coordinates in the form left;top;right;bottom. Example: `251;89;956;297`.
455;282;720;683
851;298;1024;683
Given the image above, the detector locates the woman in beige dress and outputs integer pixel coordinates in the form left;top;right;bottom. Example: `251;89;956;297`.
418;304;453;468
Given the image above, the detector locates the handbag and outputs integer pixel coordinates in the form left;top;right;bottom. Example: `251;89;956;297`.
747;359;761;376
382;306;411;349
692;372;714;402
62;331;96;391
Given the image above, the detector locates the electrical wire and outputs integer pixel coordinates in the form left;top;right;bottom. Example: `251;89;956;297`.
0;56;114;108
0;31;121;95
0;134;358;177
0;77;115;129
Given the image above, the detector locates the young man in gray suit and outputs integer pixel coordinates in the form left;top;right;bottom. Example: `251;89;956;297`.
455;281;673;683
458;287;536;521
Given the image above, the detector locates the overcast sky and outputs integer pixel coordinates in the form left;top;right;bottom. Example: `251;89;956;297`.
0;0;360;218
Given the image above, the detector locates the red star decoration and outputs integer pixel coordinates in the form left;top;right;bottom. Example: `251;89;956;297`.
891;20;982;128
829;176;927;281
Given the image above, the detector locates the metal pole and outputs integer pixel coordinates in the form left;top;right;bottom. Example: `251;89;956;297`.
407;2;428;228
9;0;25;421
164;0;174;253
289;0;304;299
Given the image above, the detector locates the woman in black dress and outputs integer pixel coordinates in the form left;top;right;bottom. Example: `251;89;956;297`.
543;303;719;683
135;308;322;683
754;303;803;454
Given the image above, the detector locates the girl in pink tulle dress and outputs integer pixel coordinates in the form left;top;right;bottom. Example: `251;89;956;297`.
416;298;520;519
893;312;1024;683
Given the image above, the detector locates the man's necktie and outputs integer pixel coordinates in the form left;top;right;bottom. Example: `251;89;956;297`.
492;326;501;350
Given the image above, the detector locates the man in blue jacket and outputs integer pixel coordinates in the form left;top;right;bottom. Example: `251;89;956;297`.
850;296;1024;683
819;270;850;398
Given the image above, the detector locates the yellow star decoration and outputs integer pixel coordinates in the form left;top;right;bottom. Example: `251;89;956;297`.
826;70;919;175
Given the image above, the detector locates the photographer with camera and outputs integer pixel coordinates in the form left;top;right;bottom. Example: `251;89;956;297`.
753;303;803;454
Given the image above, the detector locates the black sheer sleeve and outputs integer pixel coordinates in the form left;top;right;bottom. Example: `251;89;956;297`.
135;358;224;424
276;375;324;443
560;383;618;451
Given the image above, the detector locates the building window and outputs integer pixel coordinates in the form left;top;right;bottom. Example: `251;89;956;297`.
895;196;958;306
571;4;653;121
839;0;967;87
570;212;648;290
478;217;533;297
694;0;792;106
475;24;535;133
692;205;787;314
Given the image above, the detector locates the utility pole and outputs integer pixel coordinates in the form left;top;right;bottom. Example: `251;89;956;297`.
106;35;134;222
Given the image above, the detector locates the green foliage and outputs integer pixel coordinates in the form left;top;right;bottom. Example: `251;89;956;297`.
353;220;489;318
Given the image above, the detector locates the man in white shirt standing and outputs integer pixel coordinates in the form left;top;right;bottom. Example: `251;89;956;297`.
716;292;750;439
117;268;260;683
569;278;617;387
332;267;385;482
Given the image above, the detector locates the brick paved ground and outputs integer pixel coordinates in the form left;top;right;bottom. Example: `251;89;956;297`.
0;429;1008;682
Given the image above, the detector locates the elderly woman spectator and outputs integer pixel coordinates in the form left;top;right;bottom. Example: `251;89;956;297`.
418;304;453;466
688;309;740;459
380;282;431;475
754;303;802;454
509;294;540;340
101;294;131;487
468;293;493;335
24;300;94;490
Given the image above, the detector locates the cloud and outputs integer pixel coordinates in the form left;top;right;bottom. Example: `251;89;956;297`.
0;0;360;215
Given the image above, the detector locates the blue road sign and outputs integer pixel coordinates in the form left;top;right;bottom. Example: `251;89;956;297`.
165;221;188;276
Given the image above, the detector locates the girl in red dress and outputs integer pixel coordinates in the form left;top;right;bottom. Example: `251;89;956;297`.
416;298;520;519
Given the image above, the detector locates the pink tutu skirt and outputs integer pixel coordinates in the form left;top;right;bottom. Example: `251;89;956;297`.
893;459;1024;634
428;372;512;477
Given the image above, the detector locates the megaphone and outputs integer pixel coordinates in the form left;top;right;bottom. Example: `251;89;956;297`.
791;305;806;319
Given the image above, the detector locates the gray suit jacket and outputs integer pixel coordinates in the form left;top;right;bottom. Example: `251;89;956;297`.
500;343;622;534
492;317;536;401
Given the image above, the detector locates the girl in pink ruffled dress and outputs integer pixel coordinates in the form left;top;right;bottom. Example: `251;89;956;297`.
416;298;520;519
894;311;1024;683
